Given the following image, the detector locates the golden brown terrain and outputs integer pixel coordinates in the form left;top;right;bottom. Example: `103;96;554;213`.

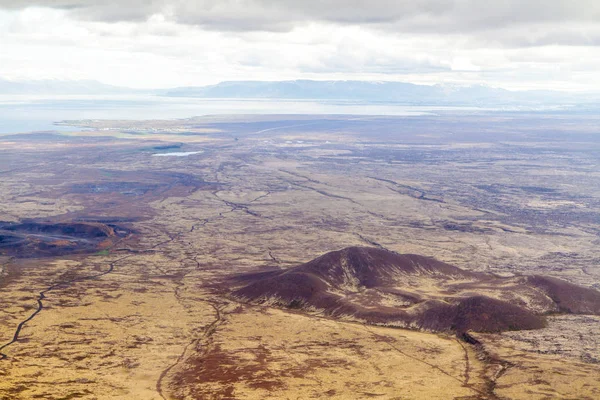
1;113;600;399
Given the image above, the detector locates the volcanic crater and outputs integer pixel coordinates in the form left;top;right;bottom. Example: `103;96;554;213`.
0;221;131;258
231;246;600;333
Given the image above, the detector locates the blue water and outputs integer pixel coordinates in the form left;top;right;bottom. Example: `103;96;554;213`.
0;95;489;135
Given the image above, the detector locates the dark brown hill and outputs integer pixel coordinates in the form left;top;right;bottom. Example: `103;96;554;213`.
231;246;600;334
525;275;600;314
294;247;479;288
420;296;546;332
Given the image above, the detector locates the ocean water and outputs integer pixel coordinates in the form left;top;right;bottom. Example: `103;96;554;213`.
0;94;488;135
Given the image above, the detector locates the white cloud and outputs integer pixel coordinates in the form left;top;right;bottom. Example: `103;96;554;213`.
0;3;599;91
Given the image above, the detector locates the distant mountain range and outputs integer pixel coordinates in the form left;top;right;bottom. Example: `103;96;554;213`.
163;80;598;106
2;78;597;106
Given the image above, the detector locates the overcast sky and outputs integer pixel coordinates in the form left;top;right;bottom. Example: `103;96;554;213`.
1;1;599;91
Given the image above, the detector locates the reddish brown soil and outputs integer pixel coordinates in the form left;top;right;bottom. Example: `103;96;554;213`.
231;247;599;334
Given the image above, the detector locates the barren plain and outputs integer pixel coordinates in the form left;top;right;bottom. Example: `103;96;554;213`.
1;112;600;399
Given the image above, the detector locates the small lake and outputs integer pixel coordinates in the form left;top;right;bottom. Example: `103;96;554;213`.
152;151;204;157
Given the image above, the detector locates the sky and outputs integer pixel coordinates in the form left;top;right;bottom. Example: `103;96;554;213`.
0;1;599;91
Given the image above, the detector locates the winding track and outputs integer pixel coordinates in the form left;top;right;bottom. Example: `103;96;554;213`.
0;255;132;360
361;324;492;398
155;301;226;400
0;223;184;361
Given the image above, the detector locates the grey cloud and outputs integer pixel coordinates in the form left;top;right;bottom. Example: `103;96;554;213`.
0;0;165;21
2;0;600;41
